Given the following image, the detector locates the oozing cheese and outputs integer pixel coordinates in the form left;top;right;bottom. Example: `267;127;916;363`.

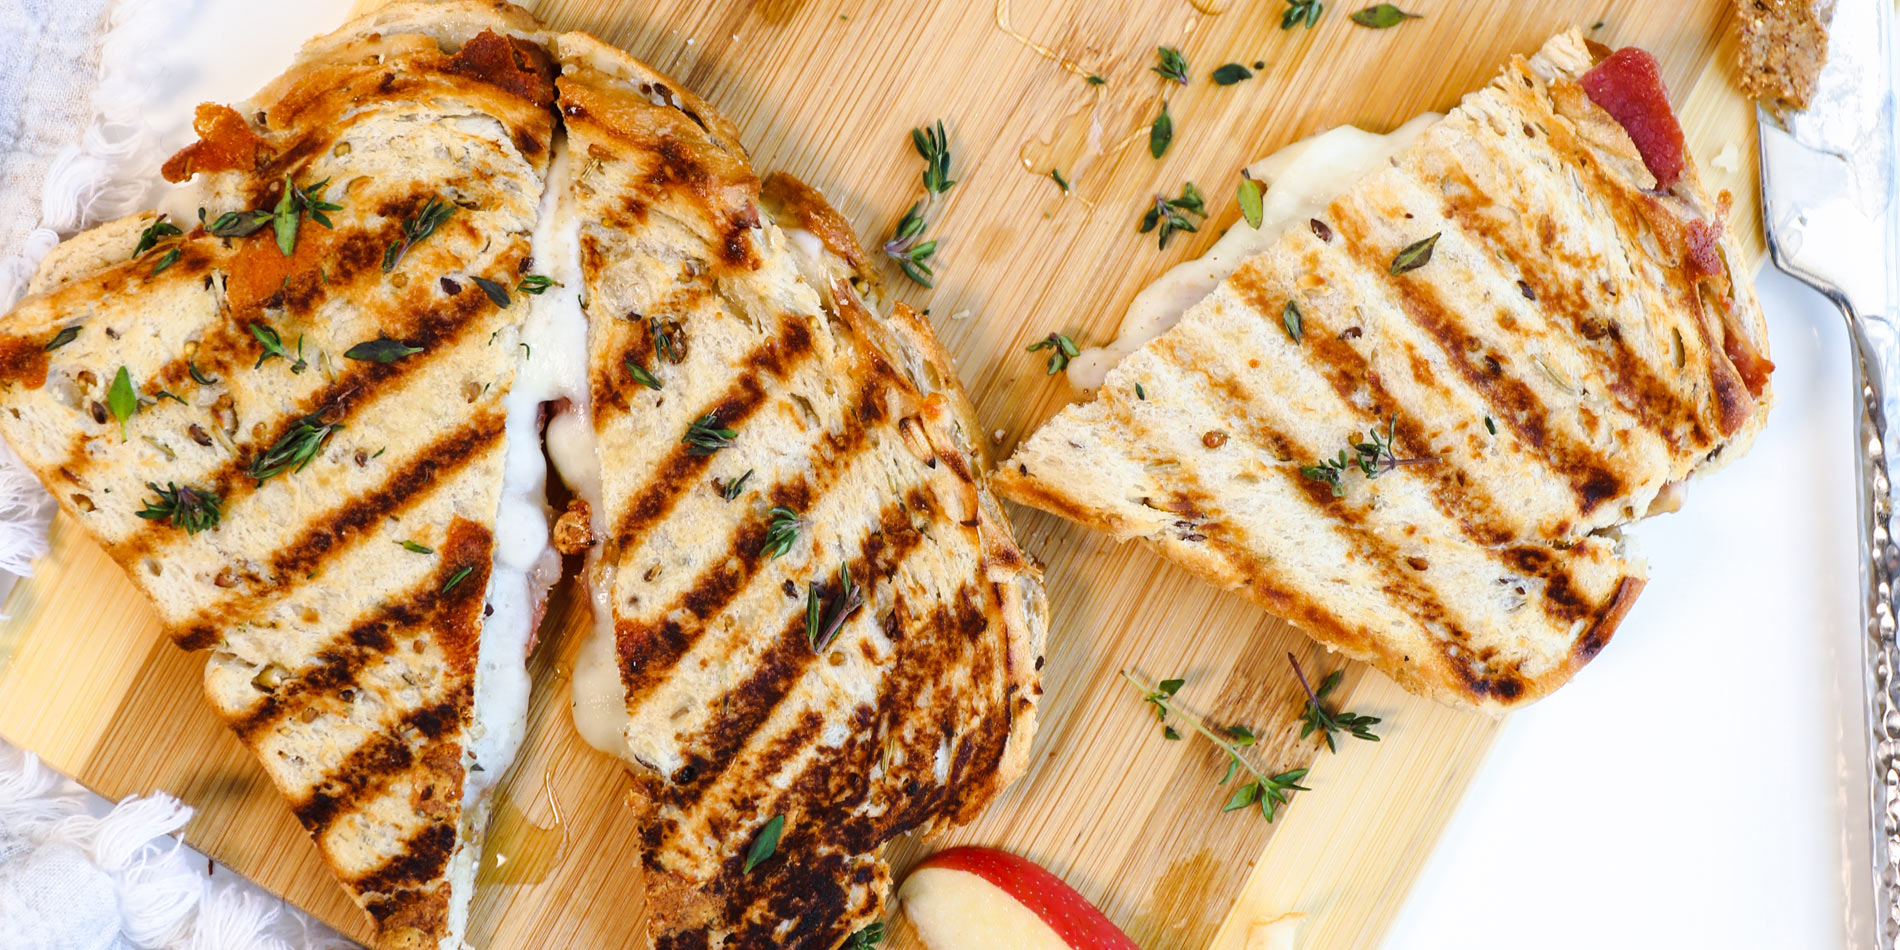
447;125;576;948
1065;115;1441;389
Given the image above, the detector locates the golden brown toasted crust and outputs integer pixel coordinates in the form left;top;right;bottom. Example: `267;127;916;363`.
0;4;560;947
553;31;1046;949
1737;0;1836;114
996;31;1767;712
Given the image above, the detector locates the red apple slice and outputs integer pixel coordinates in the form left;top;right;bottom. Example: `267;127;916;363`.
898;846;1139;950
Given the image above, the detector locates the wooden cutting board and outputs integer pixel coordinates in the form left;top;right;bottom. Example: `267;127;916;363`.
0;1;1761;947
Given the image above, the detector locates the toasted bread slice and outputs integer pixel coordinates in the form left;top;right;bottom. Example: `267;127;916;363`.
541;31;1048;948
996;31;1770;711
1737;0;1837;115
0;4;564;945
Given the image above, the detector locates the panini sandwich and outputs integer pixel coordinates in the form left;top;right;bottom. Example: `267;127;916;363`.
999;31;1771;711
0;3;567;945
539;32;1049;949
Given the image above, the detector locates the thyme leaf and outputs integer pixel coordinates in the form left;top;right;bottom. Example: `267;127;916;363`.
1027;332;1080;375
743;814;784;873
136;481;221;534
516;274;557;295
472;275;511;308
1153;46;1190;85
1281;0;1324;29
132;216;182;258
1149;100;1174;159
43;326;79;352
250;322;289;369
1123;671;1309;822
344;337;424;363
682;412;737;456
1389;232;1441;275
1237;173;1265;229
1350;3;1422;28
107;366;136;441
625;358;661;390
1212;63;1254;85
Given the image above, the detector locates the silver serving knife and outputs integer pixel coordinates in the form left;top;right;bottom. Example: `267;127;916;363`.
1759;0;1899;943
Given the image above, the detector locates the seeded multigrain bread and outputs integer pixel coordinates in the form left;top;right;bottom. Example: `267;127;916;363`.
996;31;1770;712
1737;0;1836;114
545;31;1049;950
0;4;564;947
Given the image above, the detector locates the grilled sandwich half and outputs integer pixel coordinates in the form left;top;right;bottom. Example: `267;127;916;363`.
997;30;1771;711
0;3;566;945
539;32;1049;949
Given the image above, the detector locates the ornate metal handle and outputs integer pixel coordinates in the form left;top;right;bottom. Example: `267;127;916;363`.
1851;310;1900;950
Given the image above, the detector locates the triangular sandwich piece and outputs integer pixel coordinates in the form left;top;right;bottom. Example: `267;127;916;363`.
537;32;1049;948
0;3;565;945
996;31;1771;711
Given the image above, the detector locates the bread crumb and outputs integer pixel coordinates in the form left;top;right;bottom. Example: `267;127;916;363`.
1711;142;1741;174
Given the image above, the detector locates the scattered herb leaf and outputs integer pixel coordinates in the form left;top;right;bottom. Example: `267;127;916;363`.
1389;232;1441;275
187;357;218;386
132;216;182;258
1149;101;1174;159
248;411;343;482
719;469;753;501
682;412;737;455
270;176;342;257
625;358;661;390
1050;168;1071;193
344;337;424;363
400;540;434;554
107;366;136;441
1212;63;1254;85
1123;671;1309;822
1484;415;1497;435
1282;300;1303;343
149;247;181;276
43;326;79;352
516;274;557;295
1153;46;1190;85
384;195;454;272
1027;332;1080;375
806;562;866;652
1350;3;1421;27
471;276;511;309
1086;73;1107;85
250;322;289;369
207;209;275;239
1282;0;1324;28
442;565;475;593
760;507;805;559
136;481;221;534
1237;174;1265;229
1139;181;1206;249
1135;382;1147;400
744;815;784;873
1290;653;1382;751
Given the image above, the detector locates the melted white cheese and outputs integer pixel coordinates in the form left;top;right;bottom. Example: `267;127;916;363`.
446;135;586;945
524;142;627;760
1065;115;1441;389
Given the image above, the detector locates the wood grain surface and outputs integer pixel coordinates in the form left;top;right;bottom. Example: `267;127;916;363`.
0;1;1761;947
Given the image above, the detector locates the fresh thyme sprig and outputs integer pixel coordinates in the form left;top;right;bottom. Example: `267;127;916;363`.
1282;0;1325;29
1299;415;1436;497
650;316;685;364
718;469;753;500
682;412;737;455
1289;653;1381;752
844;923;885;949
516;274;557;295
806;563;865;653
136;482;221;534
1122;671;1310;822
132;216;182;259
250;322;290;370
1027;332;1079;375
1139;181;1206;249
270;176;342;257
248;411;343;482
885;120;955;287
383;195;454;272
759;506;805;559
1152;46;1190;85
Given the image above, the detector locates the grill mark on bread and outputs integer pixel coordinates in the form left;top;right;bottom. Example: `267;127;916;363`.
292;684;469;835
658;496;925;808
169;410;504;641
226;520;493;741
1329;203;1625;514
109;280;504;569
1155;303;1593;632
348;817;459;898
614;369;894;707
1137;334;1489;659
1430;150;1714;453
605;316;816;554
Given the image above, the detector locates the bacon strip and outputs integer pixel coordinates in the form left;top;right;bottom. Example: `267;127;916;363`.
1581;47;1686;188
